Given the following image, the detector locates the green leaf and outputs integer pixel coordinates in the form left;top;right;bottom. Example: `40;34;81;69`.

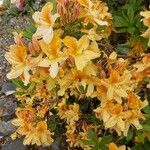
126;129;134;141
12;79;29;90
136;132;145;144
83;140;96;146
23;21;36;39
115;28;127;33
99;135;112;146
127;26;136;34
27;83;36;95
88;129;98;142
47;116;58;131
143;125;150;132
91;145;99;150
113;16;129;28
127;6;134;24
143;106;150;114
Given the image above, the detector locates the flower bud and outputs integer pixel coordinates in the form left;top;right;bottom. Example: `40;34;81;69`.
28;39;40;55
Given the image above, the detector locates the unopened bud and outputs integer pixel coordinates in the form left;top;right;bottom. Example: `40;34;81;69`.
16;0;25;11
28;39;40;55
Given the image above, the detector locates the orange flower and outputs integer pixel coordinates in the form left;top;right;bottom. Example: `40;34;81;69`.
109;143;126;150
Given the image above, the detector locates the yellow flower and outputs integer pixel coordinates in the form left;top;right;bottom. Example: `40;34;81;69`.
77;0;112;26
23;121;53;146
100;70;132;103
134;54;150;72
94;102;125;135
11;105;36;138
140;10;150;46
57;99;80;124
39;31;67;78
140;11;150;27
63;35;100;71
5;34;41;85
109;143;126;150
32;2;59;44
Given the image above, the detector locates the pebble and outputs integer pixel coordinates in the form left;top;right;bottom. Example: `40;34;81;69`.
1;138;27;150
0;97;17;118
0;120;16;136
1;82;16;96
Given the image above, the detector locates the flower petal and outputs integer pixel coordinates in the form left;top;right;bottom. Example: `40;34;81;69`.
50;62;59;78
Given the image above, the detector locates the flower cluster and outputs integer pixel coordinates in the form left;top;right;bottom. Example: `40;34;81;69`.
5;0;150;149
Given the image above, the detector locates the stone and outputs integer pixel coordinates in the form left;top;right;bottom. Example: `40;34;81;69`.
0;120;16;136
50;137;67;150
1;138;27;150
0;97;17;118
1;82;16;96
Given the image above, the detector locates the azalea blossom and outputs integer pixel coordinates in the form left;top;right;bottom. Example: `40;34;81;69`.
77;0;112;26
38;31;67;78
63;35;100;71
23;121;53;146
32;2;59;44
5;34;41;85
100;70;132;103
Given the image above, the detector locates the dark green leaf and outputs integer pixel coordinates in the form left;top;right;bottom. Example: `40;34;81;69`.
113;16;129;28
88;129;98;142
127;6;134;24
99;135;112;146
127;26;136;34
12;79;29;90
143;106;150;114
143;125;150;132
126;129;134;141
82;140;95;146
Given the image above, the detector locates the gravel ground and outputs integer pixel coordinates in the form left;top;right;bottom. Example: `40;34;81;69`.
0;13;31;149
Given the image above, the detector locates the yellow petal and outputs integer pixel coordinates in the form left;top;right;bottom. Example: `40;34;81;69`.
39;58;51;67
39;40;51;56
141;28;150;39
43;27;54;44
86;83;94;96
11;119;22;126
33;26;53;44
105;116;117;128
94;19;108;26
109;51;117;60
75;50;99;70
107;86;114;100
78;35;89;53
117;118;125;131
49;62;59;78
32;12;41;25
103;110;110;122
63;36;78;51
41;2;53;25
23;69;31;86
7;66;24;79
115;88;128;98
77;0;89;7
